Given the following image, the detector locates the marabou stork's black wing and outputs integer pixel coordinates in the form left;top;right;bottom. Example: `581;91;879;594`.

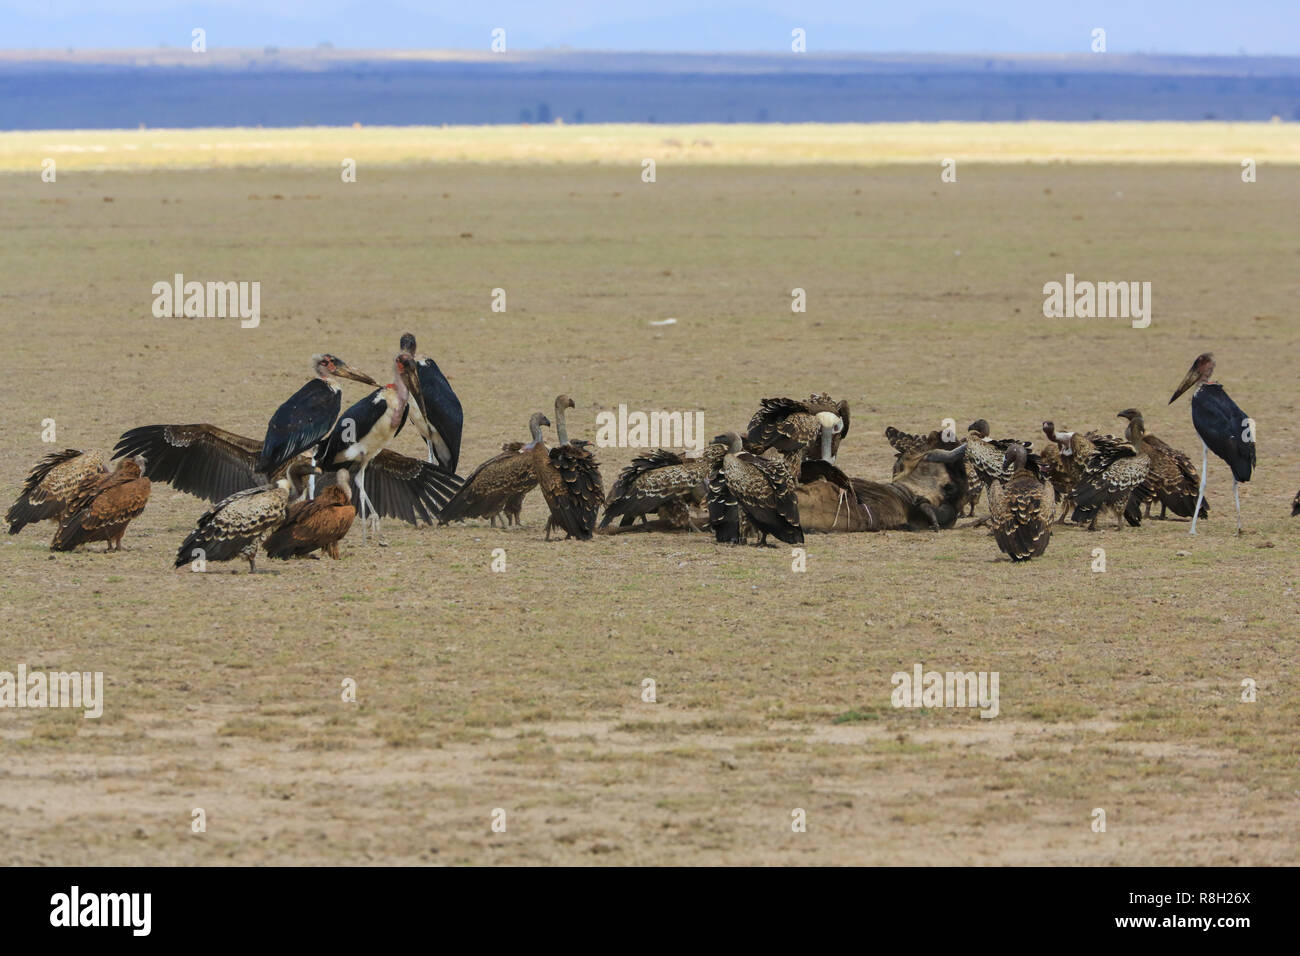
258;378;341;473
414;357;464;474
315;389;388;468
1193;384;1255;483
114;424;264;503
328;450;463;526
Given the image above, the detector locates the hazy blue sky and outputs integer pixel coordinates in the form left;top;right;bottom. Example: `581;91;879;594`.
4;1;1298;54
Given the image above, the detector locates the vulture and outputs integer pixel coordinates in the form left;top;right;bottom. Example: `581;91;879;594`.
707;433;803;546
263;468;356;560
50;456;151;552
745;394;847;477
1038;422;1086;523
258;354;377;474
599;435;731;531
398;332;464;473
989;445;1053;561
532;395;604;541
175;462;319;573
7;448;108;534
115;420;459;530
1292;488;1300;517
438;412;551;527
1116;408;1208;521
1070;417;1151;530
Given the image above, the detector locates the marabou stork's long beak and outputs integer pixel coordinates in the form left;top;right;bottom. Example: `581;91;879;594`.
397;357;426;417
1169;365;1201;405
335;362;380;388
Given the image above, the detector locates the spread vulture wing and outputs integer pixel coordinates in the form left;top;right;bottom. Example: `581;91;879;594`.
327;449;463;526
884;426;931;455
114;424;263;503
6;448;108;533
746;397;813;451
600;449;697;528
414;357;465;474
258;378;341;473
438;448;535;524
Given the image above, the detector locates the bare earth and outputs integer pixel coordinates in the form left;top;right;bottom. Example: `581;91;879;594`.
0;158;1297;865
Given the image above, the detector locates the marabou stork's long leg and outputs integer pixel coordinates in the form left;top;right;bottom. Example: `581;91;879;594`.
356;466;368;544
1190;441;1208;535
1233;478;1242;535
354;463;381;540
308;457;317;501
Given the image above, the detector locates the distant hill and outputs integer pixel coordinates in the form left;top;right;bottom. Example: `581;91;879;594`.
1;50;1297;129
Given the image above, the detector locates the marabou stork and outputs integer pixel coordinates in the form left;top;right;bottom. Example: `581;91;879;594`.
315;352;458;542
1169;353;1256;534
398;333;464;472
258;355;378;476
114;422;458;531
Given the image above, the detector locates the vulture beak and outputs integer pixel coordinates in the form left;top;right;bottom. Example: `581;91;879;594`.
334;362;380;387
1169;365;1200;405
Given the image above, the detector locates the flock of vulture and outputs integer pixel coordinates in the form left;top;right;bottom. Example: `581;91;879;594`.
4;346;1287;568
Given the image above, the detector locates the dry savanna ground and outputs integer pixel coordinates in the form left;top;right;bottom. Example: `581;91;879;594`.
0;125;1297;865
